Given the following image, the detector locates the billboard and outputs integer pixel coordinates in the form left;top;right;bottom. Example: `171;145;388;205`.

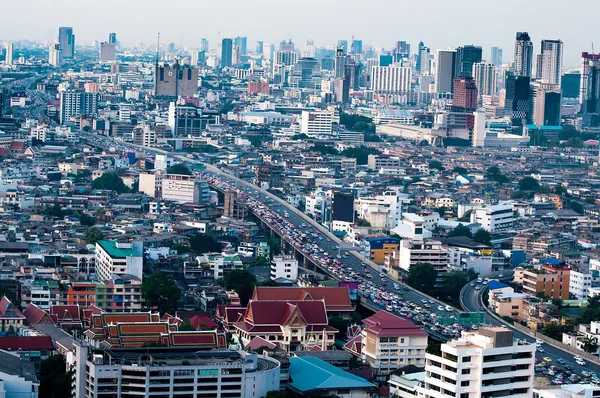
339;281;358;301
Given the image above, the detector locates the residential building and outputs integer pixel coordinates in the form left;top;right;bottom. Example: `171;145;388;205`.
355;191;410;230
368;154;404;170
95;240;143;282
488;281;526;319
72;344;280;398
366;236;401;264
452;77;478;112
5;43;13;66
435;49;457;93
473;62;497;96
514;32;534;77
540;39;563;85
99;42;116;62
154;63;198;97
421;327;535;398
579;52;600;114
455;45;482;78
59;91;99;125
569;270;592;300
519;259;571;300
270;255;298;282
162;174;210;204
370;65;412;93
300;110;333;136
532;83;562;126
0;350;39;397
470;204;514;232
397;240;449;285
48;43;61;66
491;47;503;67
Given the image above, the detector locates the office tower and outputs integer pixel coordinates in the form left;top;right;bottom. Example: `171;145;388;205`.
200;38;209;52
337;40;348;54
580;52;600;113
455;45;482;77
221;38;233;67
504;72;532;126
395;41;410;57
472;62;497;96
279;40;294;52
532;83;562;126
59;91;99;124
4;43;13;66
108;33;117;44
434;49;457;93
491;46;503;67
370;65;412;93
534;53;544;80
379;54;393;67
256;41;263;55
452;77;478;112
263;43;275;61
303;40;315;57
540;39;563;85
335;48;346;78
99;42;116;62
58;26;75;58
416;42;431;74
191;51;200;66
561;72;580;98
422;327;535;398
289;57;322;89
332;192;354;224
233;36;247;56
48;43;62;67
514;32;534;77
154;63;199;97
273;41;297;84
345;57;360;91
333;78;350;103
352;39;363;55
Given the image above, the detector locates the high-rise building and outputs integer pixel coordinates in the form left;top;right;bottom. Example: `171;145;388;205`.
59;91;99;124
154;63;199;97
395;41;410;57
532;82;562;126
370;65;412;93
335;48;346;79
579;52;600;114
434;49;457;93
233;36;247;56
4;43;13;66
99;42;116;62
263;43;275;61
49;43;62;67
352;39;363;55
473;62;497;96
200;38;209;52
256;40;264;55
191;50;200;66
108;32;117;44
561;72;580;98
300;110;333;136
337;40;348;54
421;327;535;398
272;42;297;84
58;26;75;59
534;53;544;80
455;45;482;78
514;32;534;77
221;38;233;67
416;42;430;74
540;39;563;85
289;57;322;89
452;77;478;112
491;46;503;67
504;72;532;127
332;192;354;224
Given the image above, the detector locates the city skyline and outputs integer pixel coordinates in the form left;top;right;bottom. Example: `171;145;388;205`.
0;0;598;66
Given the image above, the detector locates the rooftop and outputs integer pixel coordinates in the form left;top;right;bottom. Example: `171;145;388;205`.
97;240;140;258
289;356;375;393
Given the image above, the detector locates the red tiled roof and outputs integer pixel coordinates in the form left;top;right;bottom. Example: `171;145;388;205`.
188;315;218;330
23;304;55;325
363;310;427;337
252;287;354;311
245;336;277;350
0;296;24;318
245;300;329;326
343;334;363;356
50;305;81;322
0;336;54;351
9;141;24;152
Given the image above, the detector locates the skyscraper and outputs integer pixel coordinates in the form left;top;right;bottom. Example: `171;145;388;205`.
352;39;363;55
335;48;346;79
59;91;99;124
221;38;233;67
540;39;563;85
534;53;544;80
455;45;482;77
504;71;532;127
99;42;116;62
434;49;457;93
108;33;117;44
395;41;410;57
514;32;534;77
370;65;412;94
491;47;503;67
337;40;348;54
532;82;562;126
4;43;13;66
233;36;247;56
256;41;264;55
416;42;430;74
579;52;600;114
452;77;478;112
48;43;62;67
472;62;497;96
58;26;75;59
200;38;209;52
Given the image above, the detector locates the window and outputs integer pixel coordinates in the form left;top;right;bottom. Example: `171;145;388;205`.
462;356;471;363
461;369;470;375
461;381;470;387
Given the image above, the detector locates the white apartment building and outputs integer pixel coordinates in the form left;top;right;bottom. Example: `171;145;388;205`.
569;270;593;300
154;155;174;170
355;191;410;230
370;65;412;93
300;110;333;136
304;191;329;224
270;255;298;282
472;62;497;96
162;174;210;204
59;91;99;125
138;171;164;198
534;384;600;398
95;240;144;281
48;43;61;66
397;240;449;284
470;204;514;232
392;212;438;241
421;327;535;398
367;154;404;171
71;344;281;398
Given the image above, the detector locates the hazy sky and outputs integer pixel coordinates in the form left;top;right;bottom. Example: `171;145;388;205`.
0;0;597;67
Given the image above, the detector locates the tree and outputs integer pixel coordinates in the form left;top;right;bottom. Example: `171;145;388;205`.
142;272;181;314
583;336;599;353
84;227;104;245
466;268;479;282
565;137;584;148
179;318;195;331
485;166;509;184
328;316;349;339
407;263;437;295
429;160;444;171
340;146;381;165
166;164;192;175
40;354;73;398
436;207;448;217
541;323;564;340
518;176;540;192
473;229;491;245
453;166;468;175
442;272;469;301
355;218;371;227
43;201;64;218
170;244;190;254
364;133;383;142
311;144;339;156
91;172;129;193
73;212;96;226
189;234;222;254
255;256;269;267
448;224;473;239
223;270;257;306
291;133;309;141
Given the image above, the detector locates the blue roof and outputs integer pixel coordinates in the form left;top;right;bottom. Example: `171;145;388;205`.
527;124;563;131
542;258;564;265
289;357;375;392
488;280;509;290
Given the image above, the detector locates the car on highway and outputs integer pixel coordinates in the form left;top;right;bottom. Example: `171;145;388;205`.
475;286;480;290
543;357;552;363
438;306;445;311
470;283;475;287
